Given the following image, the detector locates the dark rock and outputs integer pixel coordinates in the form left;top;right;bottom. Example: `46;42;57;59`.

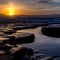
13;25;37;30
12;47;33;60
0;45;11;50
3;36;15;45
13;26;25;30
0;50;12;60
0;32;15;44
12;32;35;44
0;32;35;45
27;48;34;56
41;24;60;38
0;37;10;44
3;29;16;34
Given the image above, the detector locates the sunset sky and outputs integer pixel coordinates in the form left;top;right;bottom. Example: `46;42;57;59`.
0;0;60;15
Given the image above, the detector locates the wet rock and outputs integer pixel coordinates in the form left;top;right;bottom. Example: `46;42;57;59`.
13;26;26;30
11;47;33;60
40;56;53;60
34;50;40;54
0;36;10;44
41;24;60;38
0;32;16;44
11;32;35;44
0;32;35;45
0;50;12;60
3;29;16;34
0;50;6;55
27;48;34;56
3;36;15;45
53;58;60;60
0;44;12;50
13;25;37;30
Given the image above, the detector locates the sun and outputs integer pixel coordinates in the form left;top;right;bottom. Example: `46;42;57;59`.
6;4;16;16
3;3;20;16
9;8;15;16
8;6;15;16
10;12;14;16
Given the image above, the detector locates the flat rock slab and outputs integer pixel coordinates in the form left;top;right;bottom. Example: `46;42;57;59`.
0;28;16;34
13;25;37;30
41;24;60;38
3;29;16;34
0;36;10;44
41;27;60;38
0;32;35;45
11;32;35;44
0;32;15;44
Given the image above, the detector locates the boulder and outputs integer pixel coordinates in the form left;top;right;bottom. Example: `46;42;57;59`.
0;32;35;45
11;47;33;60
3;29;16;34
41;24;60;38
11;32;35;44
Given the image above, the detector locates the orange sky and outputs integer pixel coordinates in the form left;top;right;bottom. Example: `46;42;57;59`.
0;0;60;15
1;5;60;15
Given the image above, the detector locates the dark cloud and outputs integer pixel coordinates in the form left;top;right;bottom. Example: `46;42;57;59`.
0;0;60;11
0;0;60;7
37;0;53;4
0;0;9;5
36;0;60;8
11;0;60;8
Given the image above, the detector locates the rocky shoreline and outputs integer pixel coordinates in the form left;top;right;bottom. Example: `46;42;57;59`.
0;25;35;60
0;24;60;60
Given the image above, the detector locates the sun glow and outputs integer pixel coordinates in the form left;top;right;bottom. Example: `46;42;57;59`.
6;3;16;16
0;3;22;16
9;7;15;16
10;12;14;16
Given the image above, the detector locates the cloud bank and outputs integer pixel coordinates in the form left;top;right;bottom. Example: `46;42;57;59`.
0;0;60;15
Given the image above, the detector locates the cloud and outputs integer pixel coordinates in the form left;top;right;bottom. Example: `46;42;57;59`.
37;0;60;5
0;0;60;12
0;0;9;5
37;0;53;4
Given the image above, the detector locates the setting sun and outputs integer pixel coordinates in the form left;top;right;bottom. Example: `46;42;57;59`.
9;7;15;16
10;12;14;16
5;3;16;16
0;3;25;16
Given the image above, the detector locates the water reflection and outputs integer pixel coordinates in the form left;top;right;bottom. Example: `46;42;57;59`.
17;27;60;56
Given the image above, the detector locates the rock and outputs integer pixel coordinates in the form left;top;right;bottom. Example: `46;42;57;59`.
3;29;16;34
0;32;16;44
13;26;26;30
34;50;40;54
11;32;35;44
54;58;60;60
0;50;6;55
27;48;34;56
40;56;53;60
0;45;11;50
11;47;33;60
0;36;10;44
13;25;37;30
2;36;15;45
0;50;12;60
0;32;35;45
41;24;60;38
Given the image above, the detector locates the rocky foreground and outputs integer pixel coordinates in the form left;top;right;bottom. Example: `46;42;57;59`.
0;24;60;60
0;45;60;60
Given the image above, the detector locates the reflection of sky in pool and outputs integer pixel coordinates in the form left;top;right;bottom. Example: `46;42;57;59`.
17;27;60;56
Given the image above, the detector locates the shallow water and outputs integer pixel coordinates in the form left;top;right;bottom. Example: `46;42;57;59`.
17;27;60;56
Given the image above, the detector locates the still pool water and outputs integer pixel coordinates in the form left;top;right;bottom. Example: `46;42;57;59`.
17;27;60;56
